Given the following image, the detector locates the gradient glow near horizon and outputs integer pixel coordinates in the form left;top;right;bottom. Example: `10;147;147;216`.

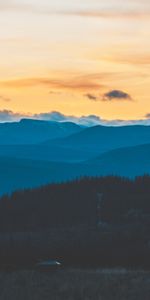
0;0;150;121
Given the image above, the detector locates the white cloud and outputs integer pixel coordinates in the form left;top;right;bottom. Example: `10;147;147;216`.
0;110;150;127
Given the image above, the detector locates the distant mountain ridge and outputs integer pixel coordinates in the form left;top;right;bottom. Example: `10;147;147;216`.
1;143;150;195
44;124;150;153
0;144;97;162
86;143;150;177
0;118;83;144
1;122;150;162
0;120;150;194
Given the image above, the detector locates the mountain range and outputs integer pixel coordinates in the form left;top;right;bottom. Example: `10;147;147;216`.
0;119;82;144
0;118;150;195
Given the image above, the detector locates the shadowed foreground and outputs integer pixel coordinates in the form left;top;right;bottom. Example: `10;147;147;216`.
0;269;150;300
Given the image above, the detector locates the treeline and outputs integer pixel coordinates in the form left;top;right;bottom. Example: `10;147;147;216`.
0;175;150;269
0;175;150;232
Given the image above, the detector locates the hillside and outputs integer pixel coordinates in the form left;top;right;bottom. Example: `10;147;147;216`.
0;157;86;195
1;143;150;194
0;176;150;271
45;125;150;154
0;144;98;163
87;143;150;177
0;269;149;300
0;121;150;194
0;119;82;144
1;175;150;231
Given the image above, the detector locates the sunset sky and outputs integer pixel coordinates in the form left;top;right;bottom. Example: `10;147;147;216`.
0;0;150;122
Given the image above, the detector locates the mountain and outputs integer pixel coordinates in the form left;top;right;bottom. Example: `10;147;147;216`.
0;122;150;195
0;144;98;162
0;119;82;145
1;120;150;151
1;143;150;195
0;157;86;195
86;143;150;177
1;123;150;163
44;125;150;154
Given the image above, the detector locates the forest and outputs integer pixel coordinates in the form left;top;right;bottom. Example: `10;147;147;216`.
0;175;150;269
0;175;150;231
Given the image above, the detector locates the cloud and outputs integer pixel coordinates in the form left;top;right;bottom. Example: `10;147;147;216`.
0;95;11;102
0;109;103;126
35;111;150;127
105;53;150;66
0;0;16;11
34;111;103;126
0;110;26;122
0;110;150;127
84;89;133;102
62;10;150;19
0;0;150;20
103;90;132;101
0;0;34;13
34;111;67;122
84;93;98;101
49;91;62;95
145;113;150;119
0;76;102;92
0;110;102;125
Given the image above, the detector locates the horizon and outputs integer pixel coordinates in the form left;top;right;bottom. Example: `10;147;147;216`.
1;110;150;127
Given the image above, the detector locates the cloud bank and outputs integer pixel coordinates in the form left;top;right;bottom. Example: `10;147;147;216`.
0;110;150;127
0;110;24;122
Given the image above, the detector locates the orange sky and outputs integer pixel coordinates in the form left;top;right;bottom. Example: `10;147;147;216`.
0;0;150;121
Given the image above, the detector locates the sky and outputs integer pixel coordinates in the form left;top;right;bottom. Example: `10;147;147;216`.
0;0;150;123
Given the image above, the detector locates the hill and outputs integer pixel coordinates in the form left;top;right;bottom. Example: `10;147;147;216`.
0;157;88;195
0;144;98;163
0;119;82;144
45;125;150;154
0;176;150;271
87;143;150;177
1;143;150;194
0;269;149;300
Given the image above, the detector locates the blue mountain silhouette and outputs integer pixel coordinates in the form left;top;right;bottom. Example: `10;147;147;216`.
0;120;150;194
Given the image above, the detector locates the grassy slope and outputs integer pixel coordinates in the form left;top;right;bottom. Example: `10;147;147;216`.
0;269;149;300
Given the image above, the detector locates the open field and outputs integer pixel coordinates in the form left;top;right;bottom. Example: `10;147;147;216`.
0;268;150;300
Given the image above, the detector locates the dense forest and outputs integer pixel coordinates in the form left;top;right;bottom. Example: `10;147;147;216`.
0;175;150;232
0;176;150;269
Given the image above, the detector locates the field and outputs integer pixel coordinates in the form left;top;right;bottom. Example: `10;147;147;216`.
0;268;150;300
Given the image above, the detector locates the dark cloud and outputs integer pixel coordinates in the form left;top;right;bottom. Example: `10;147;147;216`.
103;90;132;101
145;113;150;119
84;93;98;101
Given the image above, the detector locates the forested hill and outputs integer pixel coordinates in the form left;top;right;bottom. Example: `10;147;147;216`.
0;175;150;232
